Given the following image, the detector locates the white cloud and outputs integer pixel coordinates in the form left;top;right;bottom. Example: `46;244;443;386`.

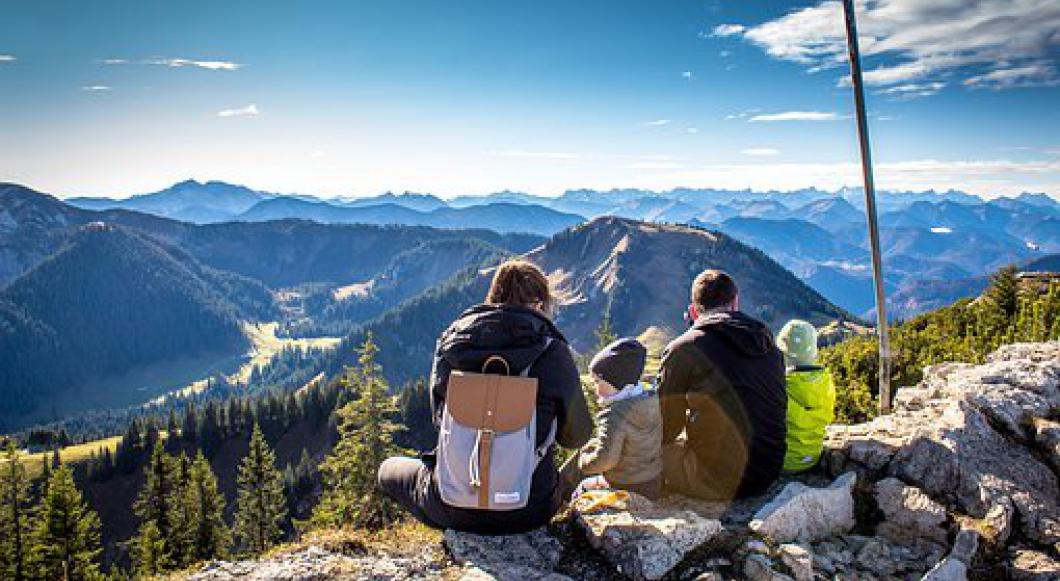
741;147;780;156
729;0;1060;92
685;127;699;134
712;24;746;37
644;119;672;126
487;150;580;160
876;81;946;98
930;226;954;234
217;104;260;117
681;70;694;79
104;57;242;70
81;85;111;92
0;54;15;62
748;111;840;122
964;62;1060;89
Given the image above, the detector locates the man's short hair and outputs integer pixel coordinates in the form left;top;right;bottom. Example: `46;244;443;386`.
692;269;738;311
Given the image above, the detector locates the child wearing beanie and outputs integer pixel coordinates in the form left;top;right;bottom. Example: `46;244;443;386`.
560;337;663;500
776;320;836;472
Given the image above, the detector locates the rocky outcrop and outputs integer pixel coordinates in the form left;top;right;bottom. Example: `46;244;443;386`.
185;341;1060;580
572;492;723;580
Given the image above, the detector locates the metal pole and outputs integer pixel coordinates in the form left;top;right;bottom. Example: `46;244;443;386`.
841;0;892;415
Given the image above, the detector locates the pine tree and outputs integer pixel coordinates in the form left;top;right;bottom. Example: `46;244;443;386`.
132;521;168;577
132;441;179;571
200;403;223;459
987;266;1020;319
0;441;31;581
311;334;406;529
183;404;199;443
181;452;230;563
233;424;287;555
594;304;618;354
27;466;102;581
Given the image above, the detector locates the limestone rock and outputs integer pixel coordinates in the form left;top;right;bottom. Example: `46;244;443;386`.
189;545;443;580
742;554;794;581
875;477;949;544
777;544;813;581
748;472;856;543
444;528;569;580
920;529;978;581
1008;549;1060;581
573;492;723;581
827;342;1060;547
1033;417;1060;472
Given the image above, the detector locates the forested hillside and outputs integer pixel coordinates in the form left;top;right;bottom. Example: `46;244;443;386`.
0;223;274;430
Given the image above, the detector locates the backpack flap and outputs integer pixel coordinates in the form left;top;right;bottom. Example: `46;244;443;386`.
440;371;539;509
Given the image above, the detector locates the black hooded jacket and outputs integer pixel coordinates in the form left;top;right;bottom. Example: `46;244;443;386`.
658;310;787;498
428;304;593;530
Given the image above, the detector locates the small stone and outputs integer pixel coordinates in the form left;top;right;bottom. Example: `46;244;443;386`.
444;528;569;581
743;554;795;581
1008;549;1060;581
921;557;967;581
856;538;898;577
778;544;813;581
749;472;857;543
949;529;979;564
745;539;771;555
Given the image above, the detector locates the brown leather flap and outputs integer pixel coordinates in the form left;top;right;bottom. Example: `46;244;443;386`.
447;371;538;431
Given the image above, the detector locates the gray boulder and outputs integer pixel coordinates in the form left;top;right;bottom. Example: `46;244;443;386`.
748;472;856;543
573;492;723;581
874;477;949;545
444;528;570;580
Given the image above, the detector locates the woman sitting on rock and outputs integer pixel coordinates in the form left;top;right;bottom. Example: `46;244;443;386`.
377;259;593;534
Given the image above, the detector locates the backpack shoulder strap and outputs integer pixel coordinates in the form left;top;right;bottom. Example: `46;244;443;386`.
535;419;557;464
518;337;554;377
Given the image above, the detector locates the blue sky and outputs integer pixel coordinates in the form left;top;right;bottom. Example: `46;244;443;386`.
1;0;1058;198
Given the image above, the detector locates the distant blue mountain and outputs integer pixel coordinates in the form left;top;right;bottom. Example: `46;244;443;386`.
68;179;272;223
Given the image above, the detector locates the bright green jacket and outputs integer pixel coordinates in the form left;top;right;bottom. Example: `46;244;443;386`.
783;366;836;472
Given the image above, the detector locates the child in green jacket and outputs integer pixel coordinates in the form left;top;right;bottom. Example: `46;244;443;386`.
777;320;836;472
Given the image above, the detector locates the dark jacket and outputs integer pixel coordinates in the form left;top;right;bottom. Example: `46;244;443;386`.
658;311;787;499
428;304;593;532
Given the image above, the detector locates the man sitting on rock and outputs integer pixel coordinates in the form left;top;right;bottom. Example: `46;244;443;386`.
657;269;787;500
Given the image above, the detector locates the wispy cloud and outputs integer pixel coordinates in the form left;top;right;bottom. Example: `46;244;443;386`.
644;119;672;126
487;150;580;160
964;62;1060;89
681;70;694;80
0;54;15;63
876;82;946;99
217;104;259;117
103;57;242;70
748;111;839;122
81;85;111;92
717;0;1060;93
741;147;780;156
685;127;699;134
711;24;746;37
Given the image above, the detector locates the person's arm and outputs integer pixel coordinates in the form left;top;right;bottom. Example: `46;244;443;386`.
577;407;625;475
657;342;693;444
537;342;593;449
428;338;452;429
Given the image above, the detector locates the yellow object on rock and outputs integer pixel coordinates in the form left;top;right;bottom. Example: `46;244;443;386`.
573;490;631;513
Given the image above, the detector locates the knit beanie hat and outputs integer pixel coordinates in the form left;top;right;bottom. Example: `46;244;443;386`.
589;338;647;389
777;319;819;368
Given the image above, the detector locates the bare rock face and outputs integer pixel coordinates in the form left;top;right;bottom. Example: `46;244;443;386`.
1008;549;1060;581
748;472;857;543
572;492;723;581
874;477;949;545
443;528;570;581
189;545;444;580
827;342;1060;550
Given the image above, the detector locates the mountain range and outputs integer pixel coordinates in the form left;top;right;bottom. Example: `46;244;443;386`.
62;180;1060;317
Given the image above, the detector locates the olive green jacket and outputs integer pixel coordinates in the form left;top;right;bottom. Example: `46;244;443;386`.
578;388;663;486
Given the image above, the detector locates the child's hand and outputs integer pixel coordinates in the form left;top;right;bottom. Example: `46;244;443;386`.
572;475;610;500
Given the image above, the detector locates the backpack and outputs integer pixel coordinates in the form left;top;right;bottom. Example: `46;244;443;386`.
436;339;556;510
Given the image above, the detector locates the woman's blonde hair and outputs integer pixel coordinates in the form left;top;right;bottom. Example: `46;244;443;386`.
486;260;554;313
